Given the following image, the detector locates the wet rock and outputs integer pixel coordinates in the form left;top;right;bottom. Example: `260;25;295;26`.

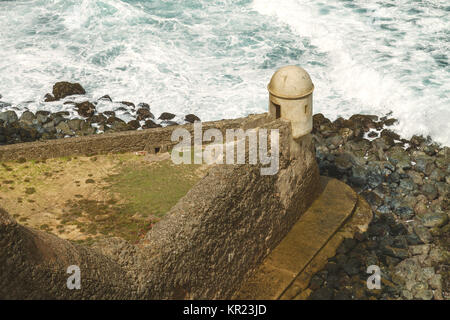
76;101;96;118
185;114;201;123
399;177;416;192
52;82;86;100
421;183;438;200
380;129;400;143
106;117;128;131
67;119;84;131
56;121;73;136
55;111;70;118
158;112;176;121
98;95;112;102
382;246;409;259
348;114;378;131
36;111;50;124
51;114;65;127
106;116;124;126
383;118;398;126
407;171;423;185
387;171;400;184
120;101;135;108
414;156;435;176
136;108;154;121
387;148;411;171
395;206;414;220
78;124;96;136
0;111;18;124
366;163;384;188
127;120;140;130
361;190;383;208
325;135;343;150
42;120;56;134
19;111;36;125
313;113;331;131
89;113;107;124
335;153;353;171
142;119;162;129
18;125;40;142
103;111;116;117
44;93;57;102
410;135;426;147
137;102;150;110
429;168;444;181
349;165;368;187
413;224;432;244
420;212;448;228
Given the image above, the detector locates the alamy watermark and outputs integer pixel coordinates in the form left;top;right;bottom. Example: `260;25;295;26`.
67;265;81;290
170;122;280;175
366;265;381;290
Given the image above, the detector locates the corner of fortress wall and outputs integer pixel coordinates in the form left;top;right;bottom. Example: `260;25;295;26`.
0;114;322;299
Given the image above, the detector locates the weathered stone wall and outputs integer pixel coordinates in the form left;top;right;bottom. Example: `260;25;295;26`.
0;117;321;299
0;114;267;161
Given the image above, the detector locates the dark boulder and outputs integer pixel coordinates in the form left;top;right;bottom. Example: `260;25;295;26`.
52;82;86;100
103;111;116;117
142;119;162;129
158;112;176;121
76;101;96;118
36;110;50;117
136;108;154;121
335;153;354;171
127;120;140;130
89;113;107;124
121;101;135;108
106;116;125;126
185;114;201;123
137;103;150;110
98;95;112;102
44;93;57;102
54;111;70;118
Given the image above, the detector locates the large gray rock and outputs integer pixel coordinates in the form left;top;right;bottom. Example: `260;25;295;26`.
0;111;18;124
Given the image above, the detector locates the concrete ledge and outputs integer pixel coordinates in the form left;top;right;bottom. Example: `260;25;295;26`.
233;177;372;299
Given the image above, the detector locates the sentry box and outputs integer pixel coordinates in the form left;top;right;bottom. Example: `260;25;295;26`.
268;65;314;139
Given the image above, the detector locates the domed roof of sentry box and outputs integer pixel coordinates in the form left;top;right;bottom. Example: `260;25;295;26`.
268;65;314;99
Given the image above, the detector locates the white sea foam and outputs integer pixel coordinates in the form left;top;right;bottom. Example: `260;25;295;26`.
0;0;448;145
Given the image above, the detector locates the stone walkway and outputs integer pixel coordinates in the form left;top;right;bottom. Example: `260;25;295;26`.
234;177;372;299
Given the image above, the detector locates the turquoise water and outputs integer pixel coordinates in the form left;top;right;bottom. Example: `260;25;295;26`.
0;0;448;145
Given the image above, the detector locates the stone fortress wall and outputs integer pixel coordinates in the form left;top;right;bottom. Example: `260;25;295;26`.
0;114;267;162
0;66;332;299
0;112;322;299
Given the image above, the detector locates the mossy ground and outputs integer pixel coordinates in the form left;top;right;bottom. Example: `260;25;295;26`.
0;151;205;244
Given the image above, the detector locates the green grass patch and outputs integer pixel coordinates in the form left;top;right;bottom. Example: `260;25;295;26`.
104;159;202;218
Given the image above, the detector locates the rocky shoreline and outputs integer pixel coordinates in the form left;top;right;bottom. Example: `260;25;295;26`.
0;82;448;300
0;82;200;145
308;113;449;300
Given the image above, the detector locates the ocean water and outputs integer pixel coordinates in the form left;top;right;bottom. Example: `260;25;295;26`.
0;0;448;145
